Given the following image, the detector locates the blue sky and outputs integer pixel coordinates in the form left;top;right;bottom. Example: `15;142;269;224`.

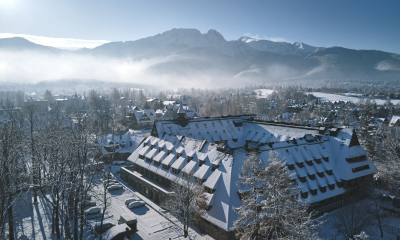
0;0;399;53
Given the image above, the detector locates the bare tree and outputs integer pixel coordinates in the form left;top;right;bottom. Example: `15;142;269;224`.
166;176;207;238
332;204;369;240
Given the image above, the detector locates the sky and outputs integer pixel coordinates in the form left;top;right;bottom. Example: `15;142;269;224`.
0;0;399;52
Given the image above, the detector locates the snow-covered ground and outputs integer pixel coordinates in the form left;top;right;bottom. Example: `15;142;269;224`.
310;92;400;105
317;197;400;240
254;89;275;99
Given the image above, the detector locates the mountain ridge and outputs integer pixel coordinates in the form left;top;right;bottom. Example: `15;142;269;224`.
1;28;400;83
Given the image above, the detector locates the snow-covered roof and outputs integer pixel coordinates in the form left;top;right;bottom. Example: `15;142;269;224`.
127;119;378;232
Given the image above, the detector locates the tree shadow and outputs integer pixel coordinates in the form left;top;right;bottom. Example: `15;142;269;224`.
33;202;48;240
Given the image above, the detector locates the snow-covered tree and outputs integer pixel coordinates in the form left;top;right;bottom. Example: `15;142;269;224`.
260;151;321;240
166;176;207;238
233;152;267;240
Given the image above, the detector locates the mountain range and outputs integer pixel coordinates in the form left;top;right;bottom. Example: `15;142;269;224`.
1;28;400;84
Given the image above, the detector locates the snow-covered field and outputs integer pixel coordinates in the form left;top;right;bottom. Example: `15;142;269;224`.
310;92;400;105
254;89;275;99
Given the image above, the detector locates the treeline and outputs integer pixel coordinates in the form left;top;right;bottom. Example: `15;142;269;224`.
0;104;106;240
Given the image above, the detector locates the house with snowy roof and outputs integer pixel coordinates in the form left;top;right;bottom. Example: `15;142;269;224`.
127;107;156;129
121;115;377;240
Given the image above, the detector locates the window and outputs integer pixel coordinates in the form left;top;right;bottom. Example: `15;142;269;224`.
317;172;324;178
172;168;181;174
205;186;216;194
308;174;315;180
328;184;335;190
139;155;145;159
346;155;367;163
146;158;152;163
288;164;294;170
162;164;170;170
177;153;181;158
319;186;326;193
182;172;190;179
310;189;317;196
306;160;313;166
303;146;308;151
326;170;333;175
301;192;308;198
195;177;205;184
323;157;329;162
154;161;161;166
168;150;172;155
211;164;219;171
299;177;306;183
285;149;290;154
315;158;321;164
233;138;238;142
188;156;193;161
352;165;370;173
199;160;205;166
296;162;304;168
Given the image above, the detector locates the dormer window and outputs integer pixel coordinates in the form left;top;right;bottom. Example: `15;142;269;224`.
177;153;181;158
323;157;329;162
154;161;161;166
301;192;308;198
211;164;219;171
315;159;321;164
308;174;315;180
299;177;306;183
296;162;304;168
139;155;145;159
172;168;181;174
310;189;317;196
195;177;205;184
168;150;172;155
204;186;216;194
317;172;324;178
146;158;152;163
288;164;294;170
199;160;205;166
159;147;163;152
205;205;212;211
188;156;193;162
306;160;313;166
233;138;238;142
182;172;190;179
143;142;147;147
326;170;332;175
328;184;335;190
162;164;170;170
319;186;326;193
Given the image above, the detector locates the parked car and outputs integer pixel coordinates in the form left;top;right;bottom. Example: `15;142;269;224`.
107;185;123;191
84;207;101;215
94;221;116;234
125;198;140;205
101;223;133;240
83;200;96;207
102;172;115;180
127;201;145;209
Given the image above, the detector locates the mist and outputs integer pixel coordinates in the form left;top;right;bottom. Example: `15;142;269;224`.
0;50;271;89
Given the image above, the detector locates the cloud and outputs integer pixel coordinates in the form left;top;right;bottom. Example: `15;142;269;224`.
0;33;110;50
242;33;290;43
